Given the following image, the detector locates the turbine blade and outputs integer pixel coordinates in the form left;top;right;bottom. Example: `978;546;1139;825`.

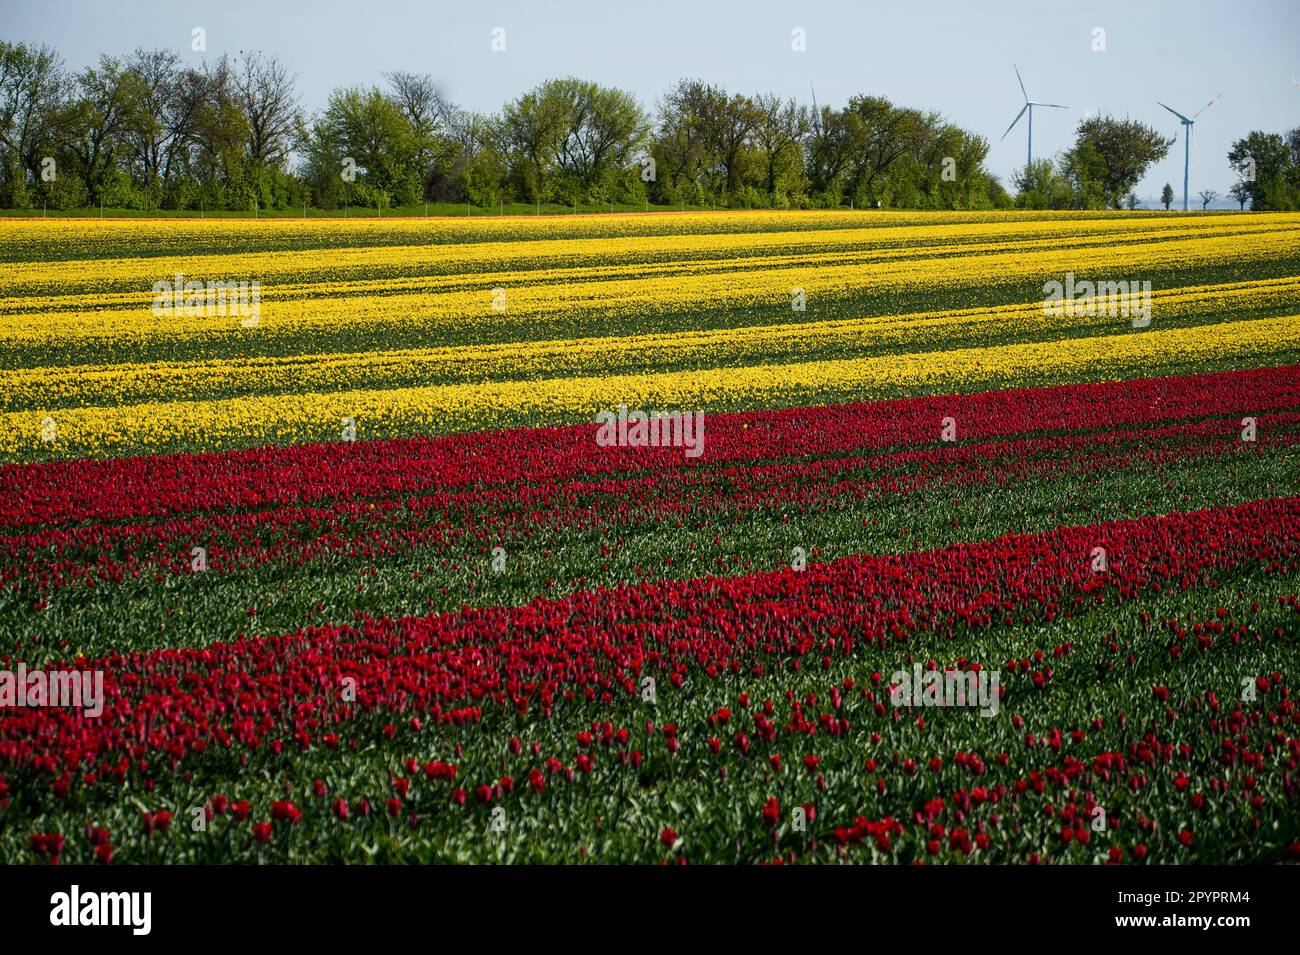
1157;101;1192;123
1001;103;1029;140
1193;125;1200;167
1192;92;1223;119
1014;63;1028;101
1033;102;1069;109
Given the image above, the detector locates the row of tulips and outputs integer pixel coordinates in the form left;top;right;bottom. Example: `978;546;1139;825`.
2;496;1296;862
6;365;1293;530
3;409;1294;595
2;493;1295;781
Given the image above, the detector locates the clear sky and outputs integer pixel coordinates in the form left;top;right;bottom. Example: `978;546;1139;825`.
5;0;1297;199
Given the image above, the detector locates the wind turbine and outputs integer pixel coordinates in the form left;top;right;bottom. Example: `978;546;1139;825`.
1156;93;1222;211
1000;64;1068;176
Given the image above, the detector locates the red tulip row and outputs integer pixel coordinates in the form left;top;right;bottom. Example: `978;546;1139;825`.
16;584;1296;865
2;382;1294;594
2;494;1296;786
4;414;1291;592
4;364;1294;531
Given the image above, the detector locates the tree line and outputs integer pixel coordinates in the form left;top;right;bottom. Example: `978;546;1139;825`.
1018;117;1300;212
3;38;1297;213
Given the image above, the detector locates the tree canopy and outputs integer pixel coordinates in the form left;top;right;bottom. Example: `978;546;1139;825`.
2;36;1287;214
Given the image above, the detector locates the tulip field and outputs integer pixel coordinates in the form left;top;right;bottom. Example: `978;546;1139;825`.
1;209;1298;864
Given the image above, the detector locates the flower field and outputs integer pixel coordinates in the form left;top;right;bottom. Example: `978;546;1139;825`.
1;209;1298;864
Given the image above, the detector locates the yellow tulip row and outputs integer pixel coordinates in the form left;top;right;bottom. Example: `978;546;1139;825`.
4;226;1296;346
8;312;1296;461
8;213;1287;301
0;207;1256;255
5;276;1296;412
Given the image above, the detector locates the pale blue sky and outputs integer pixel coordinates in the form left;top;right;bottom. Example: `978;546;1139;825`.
5;0;1297;198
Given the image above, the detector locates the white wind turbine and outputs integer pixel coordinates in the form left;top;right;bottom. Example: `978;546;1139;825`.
1001;64;1068;178
1157;92;1223;211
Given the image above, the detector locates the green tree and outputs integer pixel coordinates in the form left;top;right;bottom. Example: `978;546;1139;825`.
551;79;648;201
304;86;420;208
188;56;256;209
60;55;133;205
1161;182;1174;210
501;78;646;204
842;96;928;207
903;122;993;210
985;174;1014;208
647;78;717;205
119;48;183;208
705;92;761;201
384;71;451;200
752;93;808;204
1228;131;1297;210
460;114;508;207
1060;139;1109;208
1063;116;1172;208
500;84;566;201
1012;158;1073;209
0;40;67;207
232;52;301;186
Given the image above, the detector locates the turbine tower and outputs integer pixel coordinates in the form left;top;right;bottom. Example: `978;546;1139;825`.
1157;93;1222;212
1001;64;1068;177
